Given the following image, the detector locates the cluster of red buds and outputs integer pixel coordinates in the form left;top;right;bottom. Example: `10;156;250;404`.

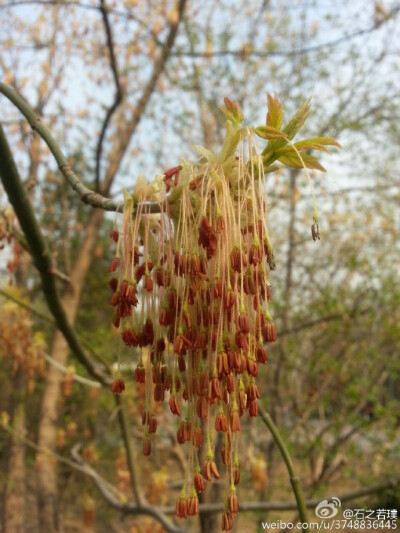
107;111;278;530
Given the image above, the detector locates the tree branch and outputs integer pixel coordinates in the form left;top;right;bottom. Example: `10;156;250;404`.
0;123;111;386
100;0;188;194
70;444;187;533
3;1;398;59
0;82;163;213
4;420;396;525
95;0;123;192
114;394;143;506
69;441;400;515
258;406;309;530
43;352;101;388
0;0;186;210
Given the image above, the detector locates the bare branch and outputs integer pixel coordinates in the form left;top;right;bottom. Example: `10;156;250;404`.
69;441;400;516
3;420;396;524
95;0;123;192
100;0;188;194
43;353;101;388
114;395;143;506
0;82;162;213
3;1;398;59
70;443;187;533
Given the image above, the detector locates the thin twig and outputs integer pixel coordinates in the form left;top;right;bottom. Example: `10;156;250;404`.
2;1;398;59
95;0;123;192
114;394;143;506
43;353;101;387
258;406;309;530
100;0;188;194
49;267;71;283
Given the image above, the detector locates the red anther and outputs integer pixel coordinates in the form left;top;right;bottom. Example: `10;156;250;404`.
248;399;258;417
194;472;205;492
163;165;181;192
256;345;267;364
143;438;151;456
154;382;165;402
196;396;208;419
192;426;202;447
262;321;277;343
232;466;240;485
111;378;125;394
134;364;145;383
221;446;231;466
215;412;228;432
109;229;119;242
247;382;260;401
144;274;153;292
175;496;188;519
148;417;158;434
222;511;233;531
230;410;241;432
209;377;221;400
188;496;199;516
169;395;181;416
108;277;118;292
167;289;178;311
108;257;119;273
246;358;258;377
227;492;239;514
203;458;220;481
237;312;250;334
235;331;248;351
155;267;171;287
249;243;263;265
189;174;204;190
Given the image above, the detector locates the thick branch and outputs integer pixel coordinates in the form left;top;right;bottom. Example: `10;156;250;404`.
0;123;110;386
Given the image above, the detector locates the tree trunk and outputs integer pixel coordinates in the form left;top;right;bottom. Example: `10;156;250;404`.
3;371;26;533
36;208;104;533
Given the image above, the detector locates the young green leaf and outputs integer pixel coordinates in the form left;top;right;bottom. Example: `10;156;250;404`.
266;93;284;130
254;125;287;140
283;97;312;140
275;137;342;157
278;151;326;172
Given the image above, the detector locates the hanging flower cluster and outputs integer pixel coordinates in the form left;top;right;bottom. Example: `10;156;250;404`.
107;96;340;529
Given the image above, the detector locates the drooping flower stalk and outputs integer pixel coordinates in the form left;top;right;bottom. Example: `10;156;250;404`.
107;95;340;529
